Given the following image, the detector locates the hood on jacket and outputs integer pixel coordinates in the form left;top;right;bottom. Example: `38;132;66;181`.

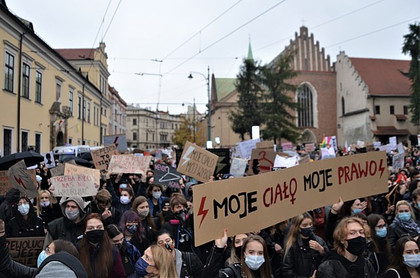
36;251;88;278
5;188;20;202
59;196;90;217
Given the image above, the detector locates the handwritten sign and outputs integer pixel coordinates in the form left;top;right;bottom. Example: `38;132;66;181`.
64;164;100;185
0;170;13;195
7;237;44;267
177;141;218;183
91;144;119;170
230;158;248;178
305;143;315;152
249;149;276;174
237;138;261;159
108;155;152;174
8;160;38;198
49;164;65;177
193;151;388;246
50;174;98;197
154;162;182;188
104;134;128;153
392;153;405;171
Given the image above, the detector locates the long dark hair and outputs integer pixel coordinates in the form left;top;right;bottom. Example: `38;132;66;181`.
387;236;418;273
14;197;38;229
367;213;391;256
119;210;145;241
79;213;114;278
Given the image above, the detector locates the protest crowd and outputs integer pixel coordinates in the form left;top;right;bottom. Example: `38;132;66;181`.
0;140;419;278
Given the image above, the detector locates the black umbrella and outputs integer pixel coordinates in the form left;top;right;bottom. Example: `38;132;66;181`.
0;151;44;170
80;152;92;161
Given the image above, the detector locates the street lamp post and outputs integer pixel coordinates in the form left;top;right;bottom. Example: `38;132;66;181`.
188;66;211;144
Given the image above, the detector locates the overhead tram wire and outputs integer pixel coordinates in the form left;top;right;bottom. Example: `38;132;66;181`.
101;0;124;42
325;17;419;49
163;0;244;60
256;0;387;52
164;0;288;75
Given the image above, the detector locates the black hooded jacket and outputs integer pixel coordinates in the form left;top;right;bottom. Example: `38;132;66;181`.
0;188;20;222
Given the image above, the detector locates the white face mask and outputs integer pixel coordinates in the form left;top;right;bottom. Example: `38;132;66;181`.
245;255;265;270
65;209;80;221
18;203;30;216
120;196;130;204
138;209;150;218
152;191;162;199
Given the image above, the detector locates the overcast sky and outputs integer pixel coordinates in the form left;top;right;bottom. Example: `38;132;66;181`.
6;0;420;114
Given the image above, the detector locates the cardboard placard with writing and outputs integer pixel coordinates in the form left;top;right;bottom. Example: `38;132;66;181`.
177;141;218;183
154;162;182;188
50;174;98;197
0;170;13;195
237;138;261;159
49;164;65;177
256;140;275;150
108;155;152;174
7;160;38;198
64;164;100;185
305;143;315;152
7;237;44;267
230;158;248;178
104;134;128;153
91;144;119;170
248;149;276;174
392;153;405;171
193;151;388;246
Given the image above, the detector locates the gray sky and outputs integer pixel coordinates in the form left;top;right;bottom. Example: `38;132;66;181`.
6;0;420;114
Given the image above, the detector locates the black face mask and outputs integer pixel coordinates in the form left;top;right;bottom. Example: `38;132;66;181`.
300;227;313;238
346;236;367;256
235;246;242;258
85;229;104;244
175;210;186;222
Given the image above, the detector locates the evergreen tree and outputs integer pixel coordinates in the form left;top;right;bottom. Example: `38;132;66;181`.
229;58;263;140
402;23;420;126
259;51;300;144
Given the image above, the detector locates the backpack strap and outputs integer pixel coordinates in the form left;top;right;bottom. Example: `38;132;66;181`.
388;268;401;278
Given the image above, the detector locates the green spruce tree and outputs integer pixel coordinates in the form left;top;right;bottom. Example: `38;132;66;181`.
259;51;300;144
402;23;420;126
229;56;263;140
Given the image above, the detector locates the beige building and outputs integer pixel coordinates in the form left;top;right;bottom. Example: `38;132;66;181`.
126;105;183;150
108;85;127;136
336;52;416;146
0;2;110;155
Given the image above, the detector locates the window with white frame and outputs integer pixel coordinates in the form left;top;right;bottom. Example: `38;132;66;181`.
35;133;41;153
55;82;62;102
4;52;14;92
69;90;74;116
21;130;28;152
3;128;13;156
35;71;42;103
87;101;91;123
22;63;30;98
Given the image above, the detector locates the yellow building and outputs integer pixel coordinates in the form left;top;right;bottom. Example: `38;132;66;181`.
0;2;110;155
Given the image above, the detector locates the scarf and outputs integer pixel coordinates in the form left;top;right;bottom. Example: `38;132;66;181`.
394;217;420;235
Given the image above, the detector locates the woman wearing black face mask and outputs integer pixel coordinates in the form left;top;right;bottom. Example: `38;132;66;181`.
317;216;377;278
78;213;126;278
282;212;328;278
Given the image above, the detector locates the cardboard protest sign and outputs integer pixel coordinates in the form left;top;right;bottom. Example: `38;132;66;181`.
193;151;388;246
108;155;151;174
237;138;261;159
281;142;293;151
321;147;336;160
0;170;13;195
8;160;38;198
298;154;310;164
43;151;56;168
7;237;44;267
321;136;338;151
50;174;98;197
256;140;275;150
91;144;119;170
389;136;397;148
177;141;218;183
49;164;65;177
305;144;315;152
230;158;248;178
274;154;299;168
248;148;276;174
392;153;405;171
104;134;128;153
64;164;100;185
154;162;182;188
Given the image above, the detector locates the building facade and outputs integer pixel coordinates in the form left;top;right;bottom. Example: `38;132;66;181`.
126;105;183;150
0;2;110;155
108;85;127;136
336;52;416;146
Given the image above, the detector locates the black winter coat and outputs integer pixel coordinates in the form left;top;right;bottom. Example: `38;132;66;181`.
281;235;328;278
0;235;36;278
388;219;420;250
47;216;85;245
6;215;45;237
316;250;377;278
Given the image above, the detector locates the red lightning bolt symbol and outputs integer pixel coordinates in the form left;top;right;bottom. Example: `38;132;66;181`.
14;176;27;189
198;196;208;228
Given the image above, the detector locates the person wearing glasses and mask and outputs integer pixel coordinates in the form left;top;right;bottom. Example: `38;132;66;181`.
317;217;377;278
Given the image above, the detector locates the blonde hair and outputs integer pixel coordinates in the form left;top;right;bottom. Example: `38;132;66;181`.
395;200;415;219
333;216;371;256
36;190;56;216
150;244;177;278
284;213;313;260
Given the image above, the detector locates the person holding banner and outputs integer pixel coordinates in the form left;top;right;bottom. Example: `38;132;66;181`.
6;196;45;238
78;213;126;278
383;236;420;278
281;213;328;278
316;217;377;278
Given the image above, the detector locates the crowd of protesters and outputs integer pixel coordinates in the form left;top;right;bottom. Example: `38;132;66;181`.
0;144;419;278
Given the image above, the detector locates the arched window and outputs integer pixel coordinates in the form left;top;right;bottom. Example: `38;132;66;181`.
297;85;313;127
341;97;345;116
